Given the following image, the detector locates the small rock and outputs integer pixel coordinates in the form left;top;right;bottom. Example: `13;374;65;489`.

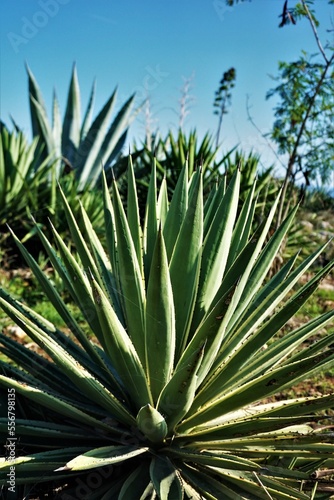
300;220;314;230
319;220;332;230
7;325;26;340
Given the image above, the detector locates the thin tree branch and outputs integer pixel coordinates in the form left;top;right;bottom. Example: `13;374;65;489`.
246;95;286;170
301;0;330;64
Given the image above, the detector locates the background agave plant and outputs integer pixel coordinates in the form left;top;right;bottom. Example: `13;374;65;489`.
0;158;334;498
27;63;137;190
124;129;228;199
122;130;277;221
0;120;107;264
222;149;276;204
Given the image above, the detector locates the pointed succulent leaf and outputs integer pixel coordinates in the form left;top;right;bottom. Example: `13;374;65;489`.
192;169;240;326
118;463;151;500
102;170;119;291
169;168;203;359
57;182;100;277
58;445;148;472
143;158;158;282
146;227;175;400
7;227;110;369
127;155;144;274
80;79;96;141
29;96;55;158
0;375;116;431
229;310;334;398
88;94;136;186
150;456;183;500
179;237;259;389
180;463;248;500
196;189;282;359
166;448;261;472
51;90;62;152
186;394;334;440
79;202;124;321
0;297;135;425
75;89;117;188
62;64;81;165
225;204;299;340
225;179;257;270
112;177;146;364
163;161;188;260
203;175;226;236
180;349;334;433
211;251;334;393
49;221;106;346
26;64;52;145
157;176;169;229
90;275;152;410
157;342;205;432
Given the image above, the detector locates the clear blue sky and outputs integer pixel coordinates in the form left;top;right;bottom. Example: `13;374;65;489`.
1;0;333;175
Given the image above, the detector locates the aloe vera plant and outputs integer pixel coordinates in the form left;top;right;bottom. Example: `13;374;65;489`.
27;63;137;190
1;158;334;499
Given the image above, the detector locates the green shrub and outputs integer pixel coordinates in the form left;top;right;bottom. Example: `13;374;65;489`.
0;121;54;246
0;158;333;498
123;130;229;203
124;130;277;221
0;121;108;262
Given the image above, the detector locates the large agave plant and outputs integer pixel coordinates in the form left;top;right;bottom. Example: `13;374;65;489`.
0;121;107;260
1;159;334;499
27;64;137;190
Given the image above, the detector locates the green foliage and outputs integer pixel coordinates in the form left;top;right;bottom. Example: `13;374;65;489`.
0;122;106;262
304;187;334;212
122;129;231;208
0;122;54;245
26;63;137;190
0;64;138;259
225;0;332;20
126;130;276;214
222;149;276;206
0;159;334;498
267;54;334;185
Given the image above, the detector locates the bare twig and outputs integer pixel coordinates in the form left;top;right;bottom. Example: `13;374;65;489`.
246;95;286;171
253;472;274;499
144;96;153;152
301;0;329;64
310;469;334;479
178;74;195;129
